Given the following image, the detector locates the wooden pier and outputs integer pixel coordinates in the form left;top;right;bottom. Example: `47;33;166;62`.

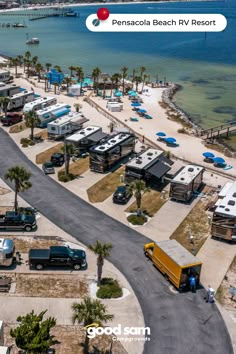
200;121;236;140
0;8;79;21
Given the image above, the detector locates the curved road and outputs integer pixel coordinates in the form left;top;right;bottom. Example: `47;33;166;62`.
0;128;233;354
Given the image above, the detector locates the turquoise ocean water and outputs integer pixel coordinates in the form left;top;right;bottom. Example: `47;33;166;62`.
0;1;236;145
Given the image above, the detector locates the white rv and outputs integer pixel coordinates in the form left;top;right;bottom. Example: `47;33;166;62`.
0;238;15;267
36;103;71;128
0;69;10;83
23;96;57;113
7;90;34;111
47;112;89;139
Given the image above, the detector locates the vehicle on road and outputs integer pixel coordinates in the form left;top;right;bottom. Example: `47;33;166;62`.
28;245;87;270
144;240;202;291
0;238;15;266
42;161;55;174
112;185;132;204
50;153;64;167
0;211;37;232
1;112;23;126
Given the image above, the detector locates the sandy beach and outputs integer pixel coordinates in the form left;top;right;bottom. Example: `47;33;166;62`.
2;61;236;178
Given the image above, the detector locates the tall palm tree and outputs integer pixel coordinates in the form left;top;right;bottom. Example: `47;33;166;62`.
24;111;41;140
72;297;113;354
61;143;75;176
35;63;43;82
140;66;146;81
54;65;62;73
63;77;72;94
0;97;10;116
132;68;136;82
31;56;38;69
92;67;101;93
102;77;108;98
68;65;76;77
74;103;82;112
88;240;112;286
112;73;121;91
11;58;19;76
17;55;23;67
24;59;31;78
121;66;128;95
133;76;142;92
24;51;31;61
141;73;148;93
5;166;32;213
128;179;150;215
110;74;116;96
45;63;52;72
75;66;84;85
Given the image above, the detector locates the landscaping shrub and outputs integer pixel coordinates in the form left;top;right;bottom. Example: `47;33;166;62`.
58;171;76;183
97;278;123;299
28;140;35;146
20;138;30;145
127;214;147;225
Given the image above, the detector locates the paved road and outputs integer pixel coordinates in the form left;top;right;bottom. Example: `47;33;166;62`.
0;128;233;354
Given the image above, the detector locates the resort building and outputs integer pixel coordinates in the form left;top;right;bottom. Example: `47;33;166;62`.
211;181;236;242
89;132;136;173
0;82;20;97
170;164;204;202
125;148;173;185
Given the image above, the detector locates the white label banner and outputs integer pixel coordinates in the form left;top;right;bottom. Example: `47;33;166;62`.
86;14;227;32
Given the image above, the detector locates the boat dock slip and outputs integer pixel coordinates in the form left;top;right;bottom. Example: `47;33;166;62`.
200;122;236;140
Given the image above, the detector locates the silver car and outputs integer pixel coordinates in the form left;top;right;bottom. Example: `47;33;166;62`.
42;162;55;175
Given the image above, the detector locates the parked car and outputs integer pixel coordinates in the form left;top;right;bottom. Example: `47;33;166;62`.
1;112;23;126
42;162;55;174
28;245;87;270
0;211;37;232
50;153;64;167
112;185;132;204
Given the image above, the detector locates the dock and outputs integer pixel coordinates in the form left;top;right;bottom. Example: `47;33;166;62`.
200;121;236;140
0;8;79;21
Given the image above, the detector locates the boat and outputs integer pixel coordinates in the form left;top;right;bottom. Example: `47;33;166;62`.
26;37;40;45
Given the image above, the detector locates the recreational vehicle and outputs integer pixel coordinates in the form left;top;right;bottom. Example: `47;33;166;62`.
0;238;15;267
0;82;20;97
7;91;34;111
0;69;10;83
23;96;57;113
211;182;236;242
66;125;108;154
36;103;71;128
169;164;204;202
90;132;136;173
47;112;89;139
125;148;173;184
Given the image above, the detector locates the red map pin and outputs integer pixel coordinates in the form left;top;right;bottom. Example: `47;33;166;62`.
97;8;110;21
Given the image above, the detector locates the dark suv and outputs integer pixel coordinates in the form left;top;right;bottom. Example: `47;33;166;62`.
113;185;132;205
51;153;65;167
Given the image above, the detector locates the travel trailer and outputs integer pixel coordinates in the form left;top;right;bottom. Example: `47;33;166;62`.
7;90;34;111
0;69;10;83
23;96;57;113
0;238;15;267
47;112;89;139
36;103;71;128
0;82;20;97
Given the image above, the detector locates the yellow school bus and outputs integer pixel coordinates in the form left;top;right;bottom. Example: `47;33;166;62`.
144;240;202;290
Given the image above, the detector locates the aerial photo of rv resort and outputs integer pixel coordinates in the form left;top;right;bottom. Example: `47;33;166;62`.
0;1;236;354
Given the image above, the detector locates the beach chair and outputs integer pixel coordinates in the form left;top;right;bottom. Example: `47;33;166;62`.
166;142;179;147
144;115;153;119
130;117;139;122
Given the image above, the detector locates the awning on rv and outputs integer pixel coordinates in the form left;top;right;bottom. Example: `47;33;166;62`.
159;154;174;166
88;131;108;143
71;117;89;126
147;161;171;179
53;108;70;118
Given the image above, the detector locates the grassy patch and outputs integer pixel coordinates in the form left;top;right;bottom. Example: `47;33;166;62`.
87;166;125;203
58;171;77;183
3;236;61;253
34;129;48;140
16;274;88;298
170;197;211;254
9;121;27;133
127;214;147;225
125;189;166;217
97;278;123;299
59;157;89;177
36;143;63;164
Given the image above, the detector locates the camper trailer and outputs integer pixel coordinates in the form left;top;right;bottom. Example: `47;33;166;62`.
0;69;10;83
170;164;204;202
0;82;20;97
47;112;89;139
7;90;34;111
23;96;57;113
211;182;236;242
90;132;136;173
66;125;108;154
0;238;15;267
36;103;71;128
125;148;173;184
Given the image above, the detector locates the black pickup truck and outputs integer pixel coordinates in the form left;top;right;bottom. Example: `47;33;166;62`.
28;246;87;270
0;211;37;232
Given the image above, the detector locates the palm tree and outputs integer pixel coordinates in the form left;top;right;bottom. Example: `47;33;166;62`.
35;63;43;82
132;68;136;82
63;77;72;94
24;111;41;140
24;51;31;61
75;66;84;84
68;65;76;77
140;66;146;81
92;67;101;93
54;65;62;73
31;56;38;69
88;240;112;286
128;179;150;215
17;55;23;67
102;77;108;99
0;97;10;116
11;58;19;76
61;142;75;176
53;82;59;94
24;59;31;78
74;103;82;112
72;297;113;354
110;74;116;96
121;66;128;96
5;166;32;213
45;63;52;72
141;73;148;93
133;76;142;92
112;73;121;91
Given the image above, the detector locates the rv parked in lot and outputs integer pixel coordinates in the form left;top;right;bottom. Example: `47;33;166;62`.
0;238;15;267
7;90;34;111
0;69;10;83
170;164;204;202
23;96;57;113
47;112;89;139
0;82;20;97
36;103;71;128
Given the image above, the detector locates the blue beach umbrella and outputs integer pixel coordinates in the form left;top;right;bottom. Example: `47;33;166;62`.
214;157;225;164
131;102;141;107
203;152;215;158
156;132;166;137
128;90;136;95
138;109;147;113
115;91;122;97
129;92;138;97
164;137;176;143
